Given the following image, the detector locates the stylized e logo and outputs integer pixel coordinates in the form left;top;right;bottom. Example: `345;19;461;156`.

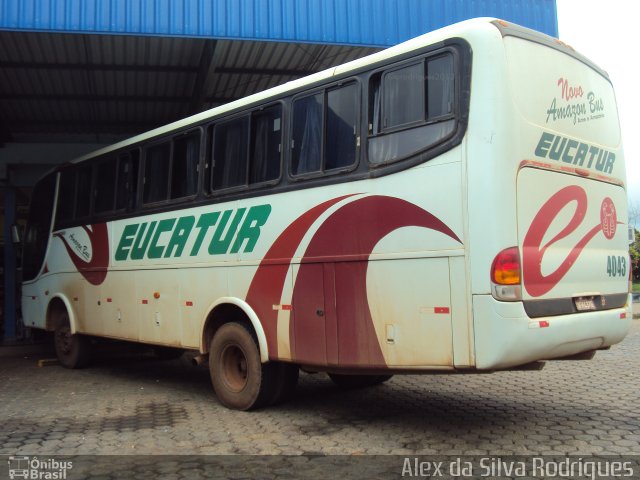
522;185;617;297
55;223;109;286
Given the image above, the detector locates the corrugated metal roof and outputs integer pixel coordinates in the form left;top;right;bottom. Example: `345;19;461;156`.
0;29;379;142
0;0;558;46
0;0;558;144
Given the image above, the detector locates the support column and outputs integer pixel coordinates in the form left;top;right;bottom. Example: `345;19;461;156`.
3;187;17;340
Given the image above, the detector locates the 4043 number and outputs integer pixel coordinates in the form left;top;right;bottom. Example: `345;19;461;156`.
606;255;627;277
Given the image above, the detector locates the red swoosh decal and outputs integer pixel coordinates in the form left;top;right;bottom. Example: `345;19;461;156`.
245;195;355;358
291;195;461;367
54;223;109;286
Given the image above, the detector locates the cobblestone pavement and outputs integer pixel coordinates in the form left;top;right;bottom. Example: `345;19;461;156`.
0;321;638;459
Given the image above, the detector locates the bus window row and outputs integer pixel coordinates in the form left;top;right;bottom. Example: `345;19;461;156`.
54;49;457;229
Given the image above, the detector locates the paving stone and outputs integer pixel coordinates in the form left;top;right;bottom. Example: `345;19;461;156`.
0;321;638;464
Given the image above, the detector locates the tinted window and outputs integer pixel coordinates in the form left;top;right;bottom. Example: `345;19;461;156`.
94;159;116;214
427;54;454;119
326;84;358;170
291;84;358;177
143;142;171;203
56;170;75;226
383;63;424;129
368;120;455;164
115;150;139;211
291;93;322;175
212;117;249;190
368;52;456;165
172;133;200;199
75;165;92;218
23;175;56;281
250;106;282;184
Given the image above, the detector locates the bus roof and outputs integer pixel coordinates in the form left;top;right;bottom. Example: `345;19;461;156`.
60;17;600;169
64;17;500;167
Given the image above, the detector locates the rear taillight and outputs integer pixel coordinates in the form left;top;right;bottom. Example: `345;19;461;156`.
491;247;522;301
491;247;521;285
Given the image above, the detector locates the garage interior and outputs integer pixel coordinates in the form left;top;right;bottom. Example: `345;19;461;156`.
0;0;558;343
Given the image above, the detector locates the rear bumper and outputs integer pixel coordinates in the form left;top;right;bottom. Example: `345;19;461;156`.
472;294;632;370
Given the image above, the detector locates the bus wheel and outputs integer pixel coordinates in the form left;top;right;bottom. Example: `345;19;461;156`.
54;313;90;369
328;373;393;389
268;363;299;405
153;346;184;360
209;322;274;410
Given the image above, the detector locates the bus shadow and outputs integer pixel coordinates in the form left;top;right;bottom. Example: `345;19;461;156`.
73;349;613;439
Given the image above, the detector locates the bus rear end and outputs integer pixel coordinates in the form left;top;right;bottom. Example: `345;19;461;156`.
471;21;632;370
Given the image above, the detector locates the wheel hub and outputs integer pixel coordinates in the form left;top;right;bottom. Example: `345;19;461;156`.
221;345;248;392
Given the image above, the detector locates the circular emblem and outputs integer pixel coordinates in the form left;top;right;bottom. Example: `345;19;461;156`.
600;197;617;240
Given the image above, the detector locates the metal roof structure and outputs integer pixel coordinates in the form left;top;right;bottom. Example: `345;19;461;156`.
0;0;558;145
0;31;378;143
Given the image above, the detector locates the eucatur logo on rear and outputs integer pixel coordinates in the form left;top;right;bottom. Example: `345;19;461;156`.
522;185;620;297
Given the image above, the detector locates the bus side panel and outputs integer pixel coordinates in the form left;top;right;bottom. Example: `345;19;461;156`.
100;271;139;341
278;159;464;370
367;257;454;368
290;262;328;366
135;270;181;346
21;284;45;330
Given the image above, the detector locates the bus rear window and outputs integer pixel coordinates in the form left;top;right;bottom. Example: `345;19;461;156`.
382;63;425;129
427;54;454;118
368;52;456;165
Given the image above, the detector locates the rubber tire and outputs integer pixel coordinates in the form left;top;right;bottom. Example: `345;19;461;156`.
267;362;299;406
209;322;275;410
54;314;90;369
328;373;393;389
153;346;185;360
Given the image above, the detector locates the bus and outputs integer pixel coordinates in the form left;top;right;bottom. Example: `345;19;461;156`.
20;18;633;410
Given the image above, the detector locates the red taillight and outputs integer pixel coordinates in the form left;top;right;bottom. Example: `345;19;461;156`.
491;247;521;285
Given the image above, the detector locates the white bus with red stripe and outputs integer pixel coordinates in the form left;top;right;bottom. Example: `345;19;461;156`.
20;18;632;410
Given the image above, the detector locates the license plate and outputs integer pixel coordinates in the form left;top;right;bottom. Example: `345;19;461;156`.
574;297;596;311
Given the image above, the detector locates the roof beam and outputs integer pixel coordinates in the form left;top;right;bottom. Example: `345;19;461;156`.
0;61;314;77
0;93;238;104
0;61;198;74
7;120;164;133
215;66;314;77
189;39;219;114
0;93;191;103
